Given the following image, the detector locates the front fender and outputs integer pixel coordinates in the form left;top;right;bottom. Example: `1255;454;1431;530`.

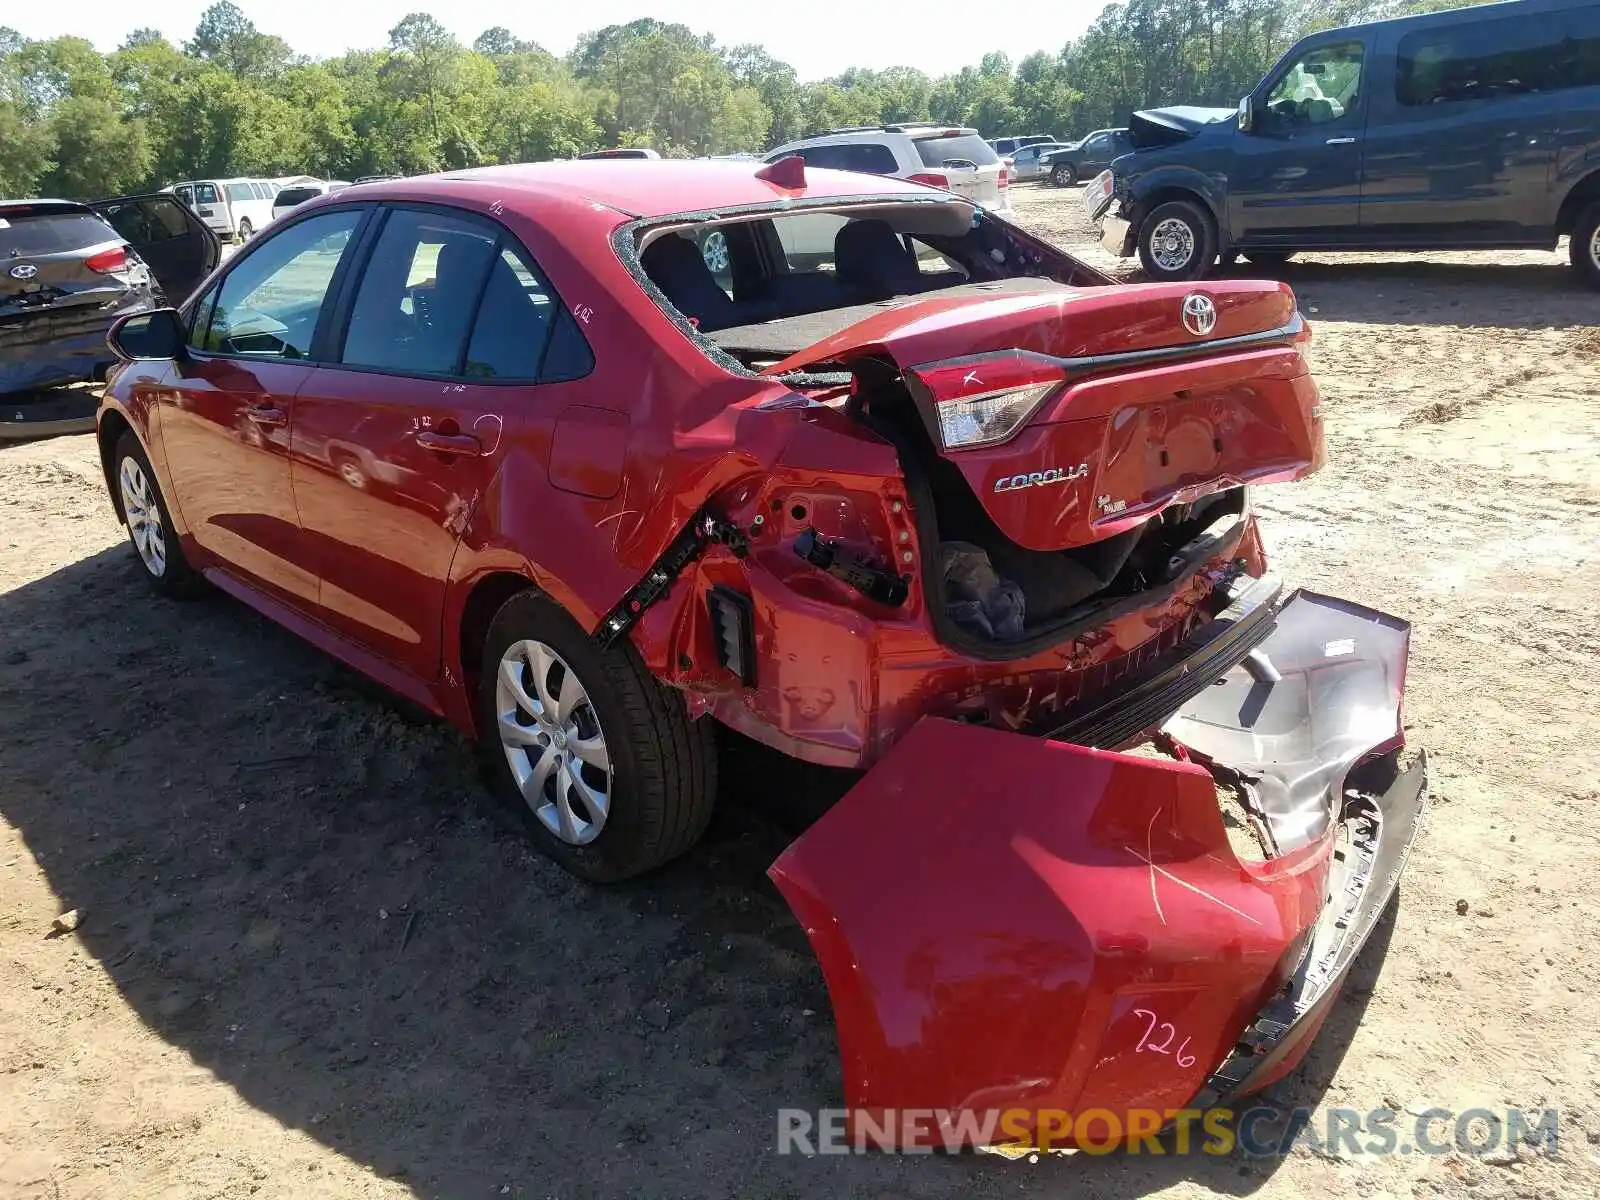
1123;163;1229;235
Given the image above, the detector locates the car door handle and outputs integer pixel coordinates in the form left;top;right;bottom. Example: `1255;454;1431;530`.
416;430;483;456
1324;137;1358;145
245;405;287;427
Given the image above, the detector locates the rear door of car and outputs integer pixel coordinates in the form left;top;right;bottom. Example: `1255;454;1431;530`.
89;193;220;303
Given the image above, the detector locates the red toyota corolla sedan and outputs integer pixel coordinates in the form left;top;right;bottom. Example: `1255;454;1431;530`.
97;159;1426;1148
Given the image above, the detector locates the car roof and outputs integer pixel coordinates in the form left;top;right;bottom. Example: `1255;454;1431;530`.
366;160;959;220
0;198;89;214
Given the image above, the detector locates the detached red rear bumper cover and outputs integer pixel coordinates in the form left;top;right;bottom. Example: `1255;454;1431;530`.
769;590;1427;1148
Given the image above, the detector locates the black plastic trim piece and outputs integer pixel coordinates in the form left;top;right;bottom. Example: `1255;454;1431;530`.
707;586;757;685
594;508;749;650
1037;570;1285;748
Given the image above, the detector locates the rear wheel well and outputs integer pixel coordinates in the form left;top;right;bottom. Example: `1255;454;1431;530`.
459;571;541;693
98;411;134;523
1557;170;1600;234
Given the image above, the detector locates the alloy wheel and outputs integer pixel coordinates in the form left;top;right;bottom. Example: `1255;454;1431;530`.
1590;224;1600;272
119;457;167;577
1149;217;1196;273
495;639;613;845
701;231;730;274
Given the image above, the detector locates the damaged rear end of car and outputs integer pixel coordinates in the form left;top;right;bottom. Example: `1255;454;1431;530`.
607;175;1425;1149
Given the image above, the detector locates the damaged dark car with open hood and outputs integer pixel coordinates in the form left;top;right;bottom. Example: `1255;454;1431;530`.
1085;0;1600;288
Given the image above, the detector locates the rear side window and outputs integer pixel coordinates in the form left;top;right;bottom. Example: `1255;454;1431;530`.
464;243;594;383
792;143;900;174
227;183;254;202
0;211;118;255
341;209;499;376
914;133;1001;169
275;188;321;208
1563;5;1600;88
462;247;558;380
1396;17;1573;105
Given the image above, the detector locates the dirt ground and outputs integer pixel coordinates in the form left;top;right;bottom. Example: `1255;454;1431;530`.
2;184;1597;1200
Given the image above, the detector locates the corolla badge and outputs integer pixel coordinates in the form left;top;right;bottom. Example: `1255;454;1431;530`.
1181;292;1216;336
993;463;1088;493
9;264;38;280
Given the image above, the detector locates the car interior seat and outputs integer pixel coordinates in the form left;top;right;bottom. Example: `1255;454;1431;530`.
835;218;966;301
641;234;739;331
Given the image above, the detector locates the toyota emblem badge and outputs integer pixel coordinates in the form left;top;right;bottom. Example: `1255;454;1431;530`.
1181;292;1216;336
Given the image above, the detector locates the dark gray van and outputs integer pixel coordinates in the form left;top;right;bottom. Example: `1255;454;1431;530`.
1088;0;1600;288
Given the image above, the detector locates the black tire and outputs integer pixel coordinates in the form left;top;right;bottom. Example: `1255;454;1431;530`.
1570;201;1600;291
476;590;716;881
1049;162;1077;188
112;430;202;597
237;218;253;241
1241;249;1296;267
1137;198;1217;282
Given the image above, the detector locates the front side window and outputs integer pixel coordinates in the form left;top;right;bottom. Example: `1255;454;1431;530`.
1397;17;1572;105
197;209;362;358
1265;41;1365;128
341;208;500;376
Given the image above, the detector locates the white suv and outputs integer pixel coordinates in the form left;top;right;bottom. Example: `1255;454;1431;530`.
764;125;1012;213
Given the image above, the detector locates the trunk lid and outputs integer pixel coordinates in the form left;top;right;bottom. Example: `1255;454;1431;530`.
764;279;1320;553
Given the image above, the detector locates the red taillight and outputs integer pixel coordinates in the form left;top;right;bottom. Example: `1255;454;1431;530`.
998;165;1011;189
84;246;128;274
906;352;1068;450
907;172;950;189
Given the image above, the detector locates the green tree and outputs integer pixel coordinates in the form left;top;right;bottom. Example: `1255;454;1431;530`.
186;1;292;79
42;97;150;197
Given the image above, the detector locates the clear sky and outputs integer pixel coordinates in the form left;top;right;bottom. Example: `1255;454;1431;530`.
6;0;1106;81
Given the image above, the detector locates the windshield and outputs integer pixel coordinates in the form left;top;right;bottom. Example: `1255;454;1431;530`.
633;200;1100;369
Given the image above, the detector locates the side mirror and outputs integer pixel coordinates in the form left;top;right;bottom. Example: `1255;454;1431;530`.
1237;95;1256;134
109;308;187;362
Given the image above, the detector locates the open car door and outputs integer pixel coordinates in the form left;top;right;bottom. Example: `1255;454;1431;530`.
89;192;221;305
